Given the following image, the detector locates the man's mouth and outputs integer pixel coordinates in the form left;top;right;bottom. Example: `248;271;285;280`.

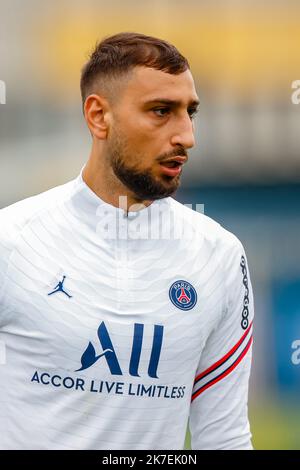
159;156;187;177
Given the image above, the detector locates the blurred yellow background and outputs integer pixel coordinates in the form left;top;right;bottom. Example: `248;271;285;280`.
22;2;300;97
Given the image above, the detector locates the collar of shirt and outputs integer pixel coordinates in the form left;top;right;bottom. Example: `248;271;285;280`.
66;166;172;242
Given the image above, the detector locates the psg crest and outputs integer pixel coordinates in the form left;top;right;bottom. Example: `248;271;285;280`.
169;280;197;311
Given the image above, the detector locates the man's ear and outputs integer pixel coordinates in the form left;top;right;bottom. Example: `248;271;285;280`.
84;94;111;140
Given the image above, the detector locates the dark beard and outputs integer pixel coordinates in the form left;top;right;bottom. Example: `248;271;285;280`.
111;154;180;201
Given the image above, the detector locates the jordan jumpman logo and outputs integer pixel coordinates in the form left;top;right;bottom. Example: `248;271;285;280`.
48;276;72;298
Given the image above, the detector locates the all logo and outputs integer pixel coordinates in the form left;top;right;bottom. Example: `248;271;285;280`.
76;322;164;379
169;280;197;311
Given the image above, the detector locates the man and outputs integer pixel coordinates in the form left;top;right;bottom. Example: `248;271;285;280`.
0;32;254;450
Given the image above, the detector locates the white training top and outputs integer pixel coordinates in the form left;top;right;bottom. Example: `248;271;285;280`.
0;169;254;450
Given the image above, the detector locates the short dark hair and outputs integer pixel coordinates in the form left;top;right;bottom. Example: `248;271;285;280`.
80;32;190;107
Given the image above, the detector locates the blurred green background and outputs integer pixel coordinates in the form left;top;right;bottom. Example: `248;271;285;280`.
1;0;300;449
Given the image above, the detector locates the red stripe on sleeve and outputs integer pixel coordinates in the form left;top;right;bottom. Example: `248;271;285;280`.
192;335;253;402
194;320;253;384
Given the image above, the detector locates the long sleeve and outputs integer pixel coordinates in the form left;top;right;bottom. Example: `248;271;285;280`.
0;184;70;310
189;237;254;450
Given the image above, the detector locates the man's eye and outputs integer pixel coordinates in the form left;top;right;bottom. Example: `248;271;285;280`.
188;108;199;119
153;108;170;117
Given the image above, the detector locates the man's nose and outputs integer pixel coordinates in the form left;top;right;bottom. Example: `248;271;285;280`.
170;115;196;149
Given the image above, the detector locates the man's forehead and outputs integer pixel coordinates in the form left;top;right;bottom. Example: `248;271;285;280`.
124;66;199;104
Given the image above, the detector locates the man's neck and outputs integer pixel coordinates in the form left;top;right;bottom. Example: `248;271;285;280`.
82;157;153;213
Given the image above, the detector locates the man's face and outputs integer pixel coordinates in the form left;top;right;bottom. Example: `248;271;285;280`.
106;66;199;201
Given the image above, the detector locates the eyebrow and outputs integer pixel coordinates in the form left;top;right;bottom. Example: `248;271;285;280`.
144;98;200;108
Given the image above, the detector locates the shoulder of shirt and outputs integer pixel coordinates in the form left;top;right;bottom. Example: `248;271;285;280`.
168;197;244;253
0;178;77;251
